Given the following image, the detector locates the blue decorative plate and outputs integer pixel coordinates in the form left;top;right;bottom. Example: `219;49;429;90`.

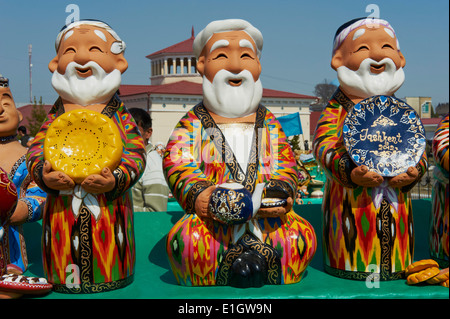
343;95;426;177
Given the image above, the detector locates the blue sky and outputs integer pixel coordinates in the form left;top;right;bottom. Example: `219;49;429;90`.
0;0;448;106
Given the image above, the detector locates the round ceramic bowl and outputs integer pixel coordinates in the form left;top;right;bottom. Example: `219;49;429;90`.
209;182;253;224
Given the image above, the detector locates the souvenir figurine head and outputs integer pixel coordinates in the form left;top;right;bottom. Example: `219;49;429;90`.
193;19;263;118
0;76;19;247
0;76;23;140
48;20;128;106
331;18;406;100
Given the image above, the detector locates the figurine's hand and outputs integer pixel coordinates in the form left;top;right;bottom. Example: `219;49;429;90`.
42;160;75;191
388;166;419;188
194;186;216;220
257;197;294;218
81;167;115;194
350;165;383;187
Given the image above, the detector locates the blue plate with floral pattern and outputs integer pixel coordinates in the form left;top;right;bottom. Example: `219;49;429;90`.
343;95;426;177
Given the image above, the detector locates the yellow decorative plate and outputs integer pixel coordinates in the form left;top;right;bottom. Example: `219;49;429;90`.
44;109;123;184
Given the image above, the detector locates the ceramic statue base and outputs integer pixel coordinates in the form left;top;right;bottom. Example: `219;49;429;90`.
324;264;404;281
51;275;134;294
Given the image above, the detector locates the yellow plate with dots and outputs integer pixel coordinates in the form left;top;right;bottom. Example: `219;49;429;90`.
44;109;123;184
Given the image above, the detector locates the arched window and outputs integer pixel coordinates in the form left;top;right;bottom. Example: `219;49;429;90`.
176;58;181;74
183;58;189;74
168;58;173;74
191;58;197;74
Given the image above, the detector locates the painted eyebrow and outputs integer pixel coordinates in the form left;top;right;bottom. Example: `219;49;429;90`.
210;39;229;53
239;39;255;52
64;30;74;41
1;92;13;100
352;28;366;41
94;29;107;42
384;28;395;38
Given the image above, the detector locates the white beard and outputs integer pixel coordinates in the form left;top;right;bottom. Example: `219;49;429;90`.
51;61;122;106
202;69;263;118
336;57;405;99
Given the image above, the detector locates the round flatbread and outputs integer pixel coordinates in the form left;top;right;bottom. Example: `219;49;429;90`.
44;109;123;184
406;267;440;285
426;267;449;285
404;259;439;276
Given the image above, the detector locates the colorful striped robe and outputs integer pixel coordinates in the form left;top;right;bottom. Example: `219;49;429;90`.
313;88;428;280
26;95;146;293
1;156;46;273
430;114;449;267
163;103;316;286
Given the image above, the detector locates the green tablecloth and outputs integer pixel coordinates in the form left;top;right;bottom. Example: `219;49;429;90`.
22;200;448;300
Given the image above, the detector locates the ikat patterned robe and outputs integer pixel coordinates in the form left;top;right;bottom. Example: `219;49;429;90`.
163;103;316;286
430;114;449;267
26;95;146;293
313;88;428;280
0;156;46;273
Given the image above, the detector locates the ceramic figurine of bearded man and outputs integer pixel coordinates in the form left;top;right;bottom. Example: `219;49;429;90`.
26;20;146;293
163;19;316;288
313;17;428;280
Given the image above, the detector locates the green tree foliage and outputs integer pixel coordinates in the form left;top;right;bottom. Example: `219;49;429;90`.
312;79;337;111
288;134;301;151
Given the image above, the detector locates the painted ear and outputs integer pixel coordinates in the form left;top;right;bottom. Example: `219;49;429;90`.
115;55;129;73
331;50;343;71
331;51;343;71
398;51;406;68
196;56;205;76
48;56;59;73
257;58;262;77
17;110;23;122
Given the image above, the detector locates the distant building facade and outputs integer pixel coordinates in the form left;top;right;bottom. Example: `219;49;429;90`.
405;96;433;118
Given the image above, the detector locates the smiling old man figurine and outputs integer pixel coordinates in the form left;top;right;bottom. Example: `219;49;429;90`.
313;17;428;280
26;20;146;293
163;19;316;288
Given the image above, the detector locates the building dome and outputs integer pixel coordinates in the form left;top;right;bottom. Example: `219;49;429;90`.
146;27;201;85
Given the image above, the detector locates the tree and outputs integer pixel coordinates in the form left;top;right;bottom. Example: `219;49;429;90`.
313;79;337;110
288;135;301;151
27;96;48;137
434;102;449;117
